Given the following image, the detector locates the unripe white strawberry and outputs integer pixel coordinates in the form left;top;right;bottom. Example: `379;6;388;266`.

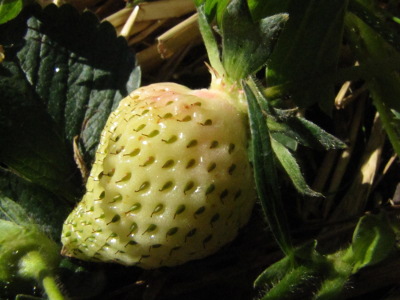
61;81;256;269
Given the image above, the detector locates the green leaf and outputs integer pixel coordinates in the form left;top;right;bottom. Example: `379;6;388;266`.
271;138;322;197
345;11;400;156
0;168;70;240
267;0;348;112
197;4;225;77
244;78;293;256
248;0;290;20
0;4;141;202
0;4;141;165
0;0;22;25
350;213;396;272
349;0;400;53
221;0;288;81
271;132;298;151
0;194;32;227
267;113;346;150
194;0;229;23
285;116;346;150
0;60;81;201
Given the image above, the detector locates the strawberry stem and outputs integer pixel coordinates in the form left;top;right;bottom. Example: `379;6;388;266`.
18;250;66;300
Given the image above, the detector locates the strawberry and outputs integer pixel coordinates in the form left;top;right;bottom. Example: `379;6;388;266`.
61;81;256;268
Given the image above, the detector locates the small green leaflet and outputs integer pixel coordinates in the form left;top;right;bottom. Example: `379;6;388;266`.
0;0;22;25
271;138;322;197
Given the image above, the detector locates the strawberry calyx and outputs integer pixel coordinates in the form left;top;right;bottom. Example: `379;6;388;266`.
196;0;288;109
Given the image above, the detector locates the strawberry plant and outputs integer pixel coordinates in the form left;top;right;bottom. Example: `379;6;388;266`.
0;0;400;299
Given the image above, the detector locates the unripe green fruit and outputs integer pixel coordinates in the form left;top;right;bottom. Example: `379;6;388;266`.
61;82;256;269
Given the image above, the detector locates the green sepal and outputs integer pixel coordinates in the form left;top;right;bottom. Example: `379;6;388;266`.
271;137;322;197
194;0;229;24
221;0;288;82
197;4;225;77
267;111;346;151
244;78;293;256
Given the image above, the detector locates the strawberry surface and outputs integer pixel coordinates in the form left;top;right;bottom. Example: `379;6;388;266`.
61;82;256;269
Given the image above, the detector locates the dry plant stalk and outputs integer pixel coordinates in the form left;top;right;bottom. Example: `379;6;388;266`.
128;20;168;46
120;5;140;39
335;80;352;109
115;21;153;36
103;0;195;27
322;98;366;218
331;112;385;220
136;13;202;71
136;44;164;71
157;13;201;59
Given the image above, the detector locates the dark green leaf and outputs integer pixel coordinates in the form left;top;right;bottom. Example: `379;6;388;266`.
345;11;400;156
271;138;322;197
194;0;229;23
244;78;293;256
350;213;396;272
0;195;31;227
271;132;298;151
266;110;346;150
349;0;400;52
0;4;141;165
284;116;346;150
222;0;288;81
248;0;290;20
0;168;70;240
0;0;22;25
267;0;348;112
0;60;81;201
